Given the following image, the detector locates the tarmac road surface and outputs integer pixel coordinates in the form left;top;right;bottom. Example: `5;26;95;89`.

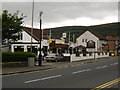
2;56;119;89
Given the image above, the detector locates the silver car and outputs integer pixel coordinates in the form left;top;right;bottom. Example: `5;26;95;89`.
45;53;64;62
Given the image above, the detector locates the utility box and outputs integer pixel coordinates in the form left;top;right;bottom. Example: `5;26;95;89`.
28;57;35;67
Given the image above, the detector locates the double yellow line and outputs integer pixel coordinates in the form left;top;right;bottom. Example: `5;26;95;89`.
92;78;120;90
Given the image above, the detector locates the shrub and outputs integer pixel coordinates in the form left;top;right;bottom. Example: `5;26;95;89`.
2;52;36;62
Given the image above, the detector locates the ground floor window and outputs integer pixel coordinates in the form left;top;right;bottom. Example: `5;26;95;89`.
27;46;38;54
14;46;24;52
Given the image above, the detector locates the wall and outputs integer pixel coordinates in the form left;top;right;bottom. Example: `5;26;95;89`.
98;40;107;51
107;41;116;51
70;53;109;62
1;46;10;52
17;31;38;43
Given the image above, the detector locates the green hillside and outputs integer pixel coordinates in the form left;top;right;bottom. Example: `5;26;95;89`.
45;22;120;41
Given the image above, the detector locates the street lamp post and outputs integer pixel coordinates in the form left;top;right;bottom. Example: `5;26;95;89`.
39;11;43;66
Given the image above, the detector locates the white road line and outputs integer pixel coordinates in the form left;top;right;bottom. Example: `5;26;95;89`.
72;68;92;74
65;66;68;67
72;70;86;74
25;75;62;84
110;63;118;66
96;65;108;69
85;69;92;71
101;65;108;68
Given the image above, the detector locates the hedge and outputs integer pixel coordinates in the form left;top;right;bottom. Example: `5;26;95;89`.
2;52;36;62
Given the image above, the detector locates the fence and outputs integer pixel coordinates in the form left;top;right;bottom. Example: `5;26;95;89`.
70;53;109;62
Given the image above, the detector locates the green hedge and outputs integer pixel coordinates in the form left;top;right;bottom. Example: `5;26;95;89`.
2;52;36;62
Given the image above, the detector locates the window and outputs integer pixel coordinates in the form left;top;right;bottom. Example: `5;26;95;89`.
18;33;23;40
82;39;84;42
20;33;23;40
85;39;87;42
89;53;92;56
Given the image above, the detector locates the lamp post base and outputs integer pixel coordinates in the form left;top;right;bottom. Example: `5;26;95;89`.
39;53;42;66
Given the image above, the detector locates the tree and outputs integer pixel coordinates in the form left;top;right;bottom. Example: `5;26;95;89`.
1;10;26;44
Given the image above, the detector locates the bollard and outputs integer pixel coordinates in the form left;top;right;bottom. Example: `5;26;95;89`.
28;57;35;67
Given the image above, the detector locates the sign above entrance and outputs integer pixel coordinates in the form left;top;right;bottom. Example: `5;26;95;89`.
87;40;95;48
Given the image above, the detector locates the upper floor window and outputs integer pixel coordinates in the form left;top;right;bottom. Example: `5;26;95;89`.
18;33;23;40
82;39;84;42
82;39;87;42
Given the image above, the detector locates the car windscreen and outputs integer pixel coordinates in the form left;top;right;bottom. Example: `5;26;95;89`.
47;54;56;57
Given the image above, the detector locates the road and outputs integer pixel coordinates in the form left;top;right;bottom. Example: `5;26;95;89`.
2;56;119;89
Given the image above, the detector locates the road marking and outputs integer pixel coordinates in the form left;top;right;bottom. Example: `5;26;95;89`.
101;65;107;68
96;65;108;69
72;69;87;74
58;67;64;69
85;69;92;71
65;66;68;67
91;78;120;90
25;75;62;84
110;63;118;66
72;68;92;74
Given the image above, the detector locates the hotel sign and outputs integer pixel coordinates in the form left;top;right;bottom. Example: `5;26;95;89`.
87;40;95;48
55;39;65;44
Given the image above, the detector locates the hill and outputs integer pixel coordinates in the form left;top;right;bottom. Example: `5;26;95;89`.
44;22;120;41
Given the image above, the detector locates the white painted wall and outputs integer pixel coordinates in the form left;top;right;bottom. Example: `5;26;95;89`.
17;31;38;43
70;53;109;62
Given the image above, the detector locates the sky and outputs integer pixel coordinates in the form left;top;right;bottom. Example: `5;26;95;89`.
1;0;119;29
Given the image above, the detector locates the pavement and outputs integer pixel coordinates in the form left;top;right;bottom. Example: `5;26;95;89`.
1;56;114;75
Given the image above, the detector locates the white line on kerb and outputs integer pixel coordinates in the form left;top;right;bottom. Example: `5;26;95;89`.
25;75;62;84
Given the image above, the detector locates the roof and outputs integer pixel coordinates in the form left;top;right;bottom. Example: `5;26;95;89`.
24;27;48;41
78;30;107;40
113;37;120;41
88;30;107;40
106;36;117;41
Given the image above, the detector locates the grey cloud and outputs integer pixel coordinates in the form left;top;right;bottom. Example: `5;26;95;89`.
2;2;118;27
34;2;118;22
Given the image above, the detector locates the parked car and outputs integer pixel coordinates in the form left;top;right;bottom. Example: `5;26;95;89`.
109;51;115;56
45;53;64;62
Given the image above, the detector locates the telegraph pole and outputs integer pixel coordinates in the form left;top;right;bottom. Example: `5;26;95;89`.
69;32;70;44
73;33;75;43
49;29;51;39
68;32;70;53
31;0;34;52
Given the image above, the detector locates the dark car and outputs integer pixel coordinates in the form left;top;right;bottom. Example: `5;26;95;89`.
45;53;64;62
